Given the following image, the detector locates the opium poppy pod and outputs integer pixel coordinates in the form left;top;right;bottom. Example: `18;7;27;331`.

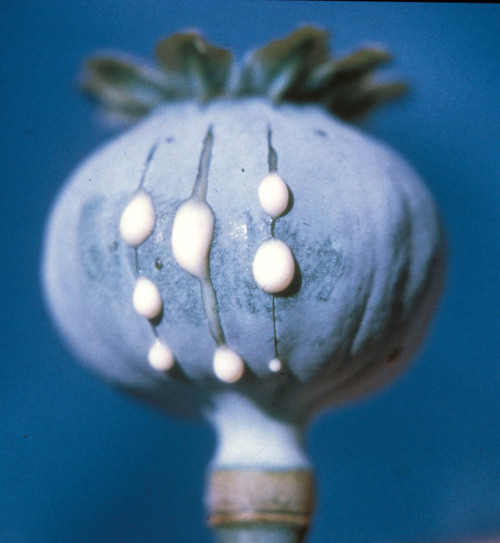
42;27;446;542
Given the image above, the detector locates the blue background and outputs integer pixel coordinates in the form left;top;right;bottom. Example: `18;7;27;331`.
1;2;499;542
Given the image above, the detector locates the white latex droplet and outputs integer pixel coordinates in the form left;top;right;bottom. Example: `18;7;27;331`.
119;190;156;247
268;358;282;373
148;339;175;371
171;199;215;279
258;172;290;218
213;345;245;384
132;277;163;319
252;239;295;294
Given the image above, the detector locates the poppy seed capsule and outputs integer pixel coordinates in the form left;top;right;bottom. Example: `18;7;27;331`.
42;27;446;543
43;98;445;413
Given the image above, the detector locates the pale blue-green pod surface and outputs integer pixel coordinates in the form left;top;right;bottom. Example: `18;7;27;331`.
42;98;445;432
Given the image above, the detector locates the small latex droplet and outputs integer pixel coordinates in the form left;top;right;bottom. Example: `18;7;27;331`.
213;345;245;383
258;172;290;218
148;339;174;371
268;358;282;373
253;239;295;294
119;190;156;247
132;277;163;319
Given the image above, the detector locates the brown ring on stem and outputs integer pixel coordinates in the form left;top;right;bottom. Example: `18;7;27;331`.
206;468;315;530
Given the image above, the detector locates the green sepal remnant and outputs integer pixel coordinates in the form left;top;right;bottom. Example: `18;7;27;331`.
238;27;330;100
81;26;407;123
81;56;178;122
155;32;232;101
